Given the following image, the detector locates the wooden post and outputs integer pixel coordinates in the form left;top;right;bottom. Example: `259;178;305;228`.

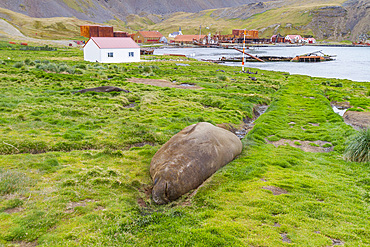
234;47;265;62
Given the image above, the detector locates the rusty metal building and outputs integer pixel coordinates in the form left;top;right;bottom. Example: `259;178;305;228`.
80;25;100;38
113;31;130;37
232;29;259;39
98;26;114;37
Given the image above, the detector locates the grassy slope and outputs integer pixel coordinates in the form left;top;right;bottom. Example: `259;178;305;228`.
0;7;90;40
1;0;349;40
129;0;348;38
0;42;369;246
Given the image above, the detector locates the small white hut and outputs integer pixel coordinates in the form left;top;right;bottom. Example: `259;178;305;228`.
83;37;140;63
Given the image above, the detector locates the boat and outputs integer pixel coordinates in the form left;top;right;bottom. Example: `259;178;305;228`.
291;50;335;62
140;48;154;55
219;56;293;62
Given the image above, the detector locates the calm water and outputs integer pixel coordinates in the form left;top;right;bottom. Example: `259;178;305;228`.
154;46;370;82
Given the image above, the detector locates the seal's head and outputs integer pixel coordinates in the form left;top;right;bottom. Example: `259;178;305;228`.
152;178;171;205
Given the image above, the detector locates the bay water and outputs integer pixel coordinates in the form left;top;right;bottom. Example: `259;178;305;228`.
154;46;370;82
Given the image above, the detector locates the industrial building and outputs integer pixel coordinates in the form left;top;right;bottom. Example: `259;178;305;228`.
80;25;129;38
132;31;164;44
232;29;259;39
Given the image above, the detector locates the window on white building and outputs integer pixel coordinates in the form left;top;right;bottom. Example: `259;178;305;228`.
108;52;113;57
129;52;134;57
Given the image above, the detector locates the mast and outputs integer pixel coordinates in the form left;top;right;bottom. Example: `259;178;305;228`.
242;29;246;71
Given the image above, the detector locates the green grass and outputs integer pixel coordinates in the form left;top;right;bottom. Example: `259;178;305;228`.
0;169;35;196
0;43;369;246
344;128;370;162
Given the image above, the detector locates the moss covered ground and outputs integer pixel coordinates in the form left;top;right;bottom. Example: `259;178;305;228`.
0;42;369;246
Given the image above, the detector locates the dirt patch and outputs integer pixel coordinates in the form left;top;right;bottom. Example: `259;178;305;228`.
266;138;333;153
94;206;106;211
138;186;152;198
129;142;156;149
4;206;23;214
309;123;320;126
11;241;38;247
137;198;147;208
124;103;136;108
343;111;370;130
127;78;203;89
262;186;288;195
280;233;292;243
330;238;344;246
65;199;96;213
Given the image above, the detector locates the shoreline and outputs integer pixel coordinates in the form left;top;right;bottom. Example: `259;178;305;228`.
146;42;370;49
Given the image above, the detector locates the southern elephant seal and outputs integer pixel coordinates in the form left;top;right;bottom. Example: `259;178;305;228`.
150;122;243;204
73;86;130;94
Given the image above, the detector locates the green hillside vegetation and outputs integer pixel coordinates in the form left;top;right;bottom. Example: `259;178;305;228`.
0;0;351;40
0;42;369;246
0;8;88;40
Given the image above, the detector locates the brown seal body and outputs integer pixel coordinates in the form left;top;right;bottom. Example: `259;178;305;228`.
73;86;130;94
150;122;242;204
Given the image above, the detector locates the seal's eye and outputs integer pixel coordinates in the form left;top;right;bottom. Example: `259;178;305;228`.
154;177;158;185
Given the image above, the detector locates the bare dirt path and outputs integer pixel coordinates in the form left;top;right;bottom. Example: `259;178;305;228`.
127;78;204;89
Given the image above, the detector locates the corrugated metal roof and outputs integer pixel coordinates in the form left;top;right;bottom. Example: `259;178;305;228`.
285;35;303;39
174;35;206;42
137;31;163;38
88;37;140;49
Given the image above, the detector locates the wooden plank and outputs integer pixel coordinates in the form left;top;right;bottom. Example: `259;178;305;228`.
234;48;265;62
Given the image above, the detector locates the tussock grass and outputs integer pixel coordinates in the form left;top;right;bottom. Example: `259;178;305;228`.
344;128;370;162
0;169;34;195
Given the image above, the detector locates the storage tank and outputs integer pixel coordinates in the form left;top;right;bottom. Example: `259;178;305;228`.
80;25;99;38
98;26;114;37
114;31;129;37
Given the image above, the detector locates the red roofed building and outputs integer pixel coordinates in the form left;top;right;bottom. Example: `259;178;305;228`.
132;31;164;44
83;37;140;63
173;35;207;45
285;35;304;43
304;37;317;44
271;34;285;43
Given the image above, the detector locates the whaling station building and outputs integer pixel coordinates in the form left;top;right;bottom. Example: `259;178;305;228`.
80;25;131;38
132;31;165;44
83;37;140;63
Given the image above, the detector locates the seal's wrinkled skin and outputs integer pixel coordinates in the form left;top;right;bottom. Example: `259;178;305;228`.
150;122;242;204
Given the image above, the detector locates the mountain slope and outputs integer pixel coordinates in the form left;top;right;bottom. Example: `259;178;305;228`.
148;0;369;41
0;0;267;23
0;0;368;41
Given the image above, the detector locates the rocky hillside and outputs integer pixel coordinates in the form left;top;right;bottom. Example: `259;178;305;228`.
308;0;370;41
0;0;268;23
0;0;368;41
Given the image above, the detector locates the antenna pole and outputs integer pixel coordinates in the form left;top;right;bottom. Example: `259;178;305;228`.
242;29;246;71
199;25;201;41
